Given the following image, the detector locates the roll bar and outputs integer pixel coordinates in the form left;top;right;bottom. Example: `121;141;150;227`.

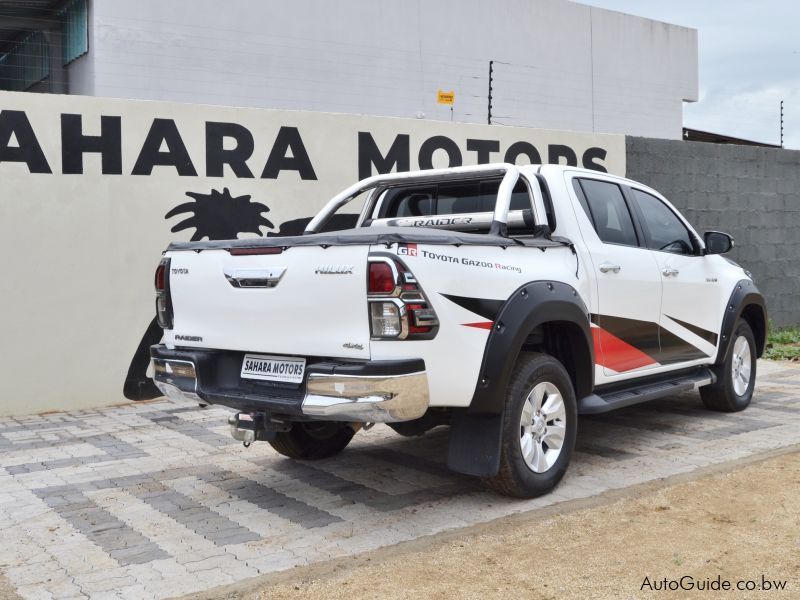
303;163;521;237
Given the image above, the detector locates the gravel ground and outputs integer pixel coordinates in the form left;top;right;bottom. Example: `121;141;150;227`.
0;574;21;600
229;449;800;600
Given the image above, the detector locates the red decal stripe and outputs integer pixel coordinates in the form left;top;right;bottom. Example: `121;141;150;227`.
592;327;657;372
463;322;494;330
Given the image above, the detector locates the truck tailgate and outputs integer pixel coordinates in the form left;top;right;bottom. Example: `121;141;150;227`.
164;245;371;360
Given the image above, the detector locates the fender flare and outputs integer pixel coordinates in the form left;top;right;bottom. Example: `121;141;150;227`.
447;281;593;476
714;279;767;363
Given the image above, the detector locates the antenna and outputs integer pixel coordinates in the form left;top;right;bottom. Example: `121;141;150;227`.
488;60;494;125
780;100;784;147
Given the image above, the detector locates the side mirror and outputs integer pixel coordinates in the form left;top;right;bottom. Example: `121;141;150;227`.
704;231;734;255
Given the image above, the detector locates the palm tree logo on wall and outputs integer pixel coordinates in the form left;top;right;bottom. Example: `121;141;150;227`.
165;187;274;241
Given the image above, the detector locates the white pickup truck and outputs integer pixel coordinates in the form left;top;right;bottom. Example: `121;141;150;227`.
150;164;767;497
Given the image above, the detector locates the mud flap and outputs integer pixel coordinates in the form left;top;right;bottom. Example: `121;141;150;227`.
123;317;163;400
447;412;503;476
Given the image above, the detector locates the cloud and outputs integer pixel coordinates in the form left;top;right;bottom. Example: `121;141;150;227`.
582;0;800;147
686;85;796;146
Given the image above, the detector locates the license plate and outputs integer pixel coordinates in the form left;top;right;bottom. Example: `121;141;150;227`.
240;354;306;384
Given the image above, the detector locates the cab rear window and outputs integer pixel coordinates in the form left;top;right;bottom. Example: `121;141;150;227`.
378;179;531;219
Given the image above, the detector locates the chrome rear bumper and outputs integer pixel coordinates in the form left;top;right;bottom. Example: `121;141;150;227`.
303;371;428;422
150;346;429;423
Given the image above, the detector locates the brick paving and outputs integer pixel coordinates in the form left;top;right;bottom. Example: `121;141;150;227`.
1;361;798;599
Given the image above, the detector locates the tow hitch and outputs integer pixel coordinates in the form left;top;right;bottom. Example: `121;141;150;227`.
227;413;289;447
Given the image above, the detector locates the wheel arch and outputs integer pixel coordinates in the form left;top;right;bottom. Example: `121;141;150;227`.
468;280;594;415
448;280;593;477
716;279;767;362
740;303;767;358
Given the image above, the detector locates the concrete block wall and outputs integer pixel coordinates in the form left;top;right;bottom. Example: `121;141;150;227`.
625;137;800;328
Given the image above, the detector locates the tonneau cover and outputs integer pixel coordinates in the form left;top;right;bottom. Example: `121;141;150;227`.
166;226;573;252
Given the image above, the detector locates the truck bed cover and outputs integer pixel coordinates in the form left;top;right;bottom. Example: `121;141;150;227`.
166;226;573;252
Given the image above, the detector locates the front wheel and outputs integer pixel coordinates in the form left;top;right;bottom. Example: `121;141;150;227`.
485;352;578;498
269;421;355;460
700;320;757;412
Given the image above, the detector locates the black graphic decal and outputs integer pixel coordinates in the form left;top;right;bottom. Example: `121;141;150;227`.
591;313;709;365
594;314;660;358
665;315;719;346
165;187;274;241
658;328;710;364
441;294;504;321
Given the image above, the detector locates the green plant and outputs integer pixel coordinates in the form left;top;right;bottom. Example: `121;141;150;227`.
763;325;800;362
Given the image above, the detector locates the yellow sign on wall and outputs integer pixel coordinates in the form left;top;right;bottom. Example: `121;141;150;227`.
437;89;455;105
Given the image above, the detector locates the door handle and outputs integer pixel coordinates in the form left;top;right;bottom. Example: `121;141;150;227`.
223;267;286;288
662;267;679;277
599;262;621;274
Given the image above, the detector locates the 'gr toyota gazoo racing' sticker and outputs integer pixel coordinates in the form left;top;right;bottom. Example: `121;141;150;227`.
419;249;522;273
397;243;418;256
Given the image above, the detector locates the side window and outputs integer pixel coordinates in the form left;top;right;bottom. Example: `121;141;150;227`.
536;174;557;231
632;189;695;255
576;179;639;247
572;179;593;225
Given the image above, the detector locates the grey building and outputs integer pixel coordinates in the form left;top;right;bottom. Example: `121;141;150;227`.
0;0;698;139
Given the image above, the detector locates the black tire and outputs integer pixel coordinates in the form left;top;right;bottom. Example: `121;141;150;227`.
484;352;578;498
269;421;355;460
700;320;757;412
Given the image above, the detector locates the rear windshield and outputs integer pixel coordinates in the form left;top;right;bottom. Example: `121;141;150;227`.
376;178;531;219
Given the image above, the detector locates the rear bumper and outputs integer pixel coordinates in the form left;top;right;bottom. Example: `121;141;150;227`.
149;345;429;423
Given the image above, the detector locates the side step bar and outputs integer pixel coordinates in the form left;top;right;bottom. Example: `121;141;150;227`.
578;368;716;415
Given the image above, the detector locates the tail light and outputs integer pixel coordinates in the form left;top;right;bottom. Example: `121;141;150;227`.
367;256;438;339
369;300;406;337
368;261;396;294
228;246;283;256
155;258;173;329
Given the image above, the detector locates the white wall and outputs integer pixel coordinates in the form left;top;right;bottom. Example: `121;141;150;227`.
70;0;697;139
0;91;625;416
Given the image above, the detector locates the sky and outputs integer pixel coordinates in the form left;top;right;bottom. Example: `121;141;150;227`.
580;0;799;148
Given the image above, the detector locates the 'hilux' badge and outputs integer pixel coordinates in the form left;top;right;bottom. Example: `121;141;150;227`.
315;265;354;274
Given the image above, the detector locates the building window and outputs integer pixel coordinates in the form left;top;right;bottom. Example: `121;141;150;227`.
0;31;49;91
61;0;89;65
0;0;87;91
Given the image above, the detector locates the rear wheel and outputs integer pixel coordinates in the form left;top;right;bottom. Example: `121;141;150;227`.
485;353;577;498
700;320;757;412
269;421;355;460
